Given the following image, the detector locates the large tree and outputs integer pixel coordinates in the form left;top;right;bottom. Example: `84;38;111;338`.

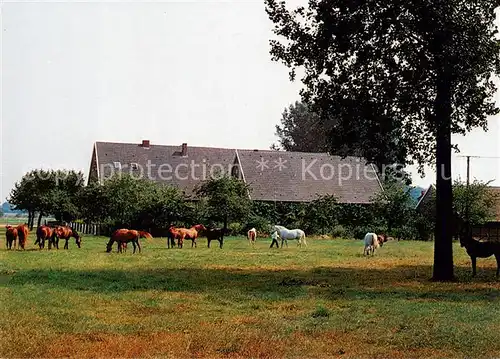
265;0;500;281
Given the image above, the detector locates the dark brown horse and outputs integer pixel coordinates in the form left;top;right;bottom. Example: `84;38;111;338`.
106;229;152;254
5;225;18;250
205;227;225;249
35;225;56;249
459;226;500;277
173;224;206;248
16;224;29;250
54;226;82;249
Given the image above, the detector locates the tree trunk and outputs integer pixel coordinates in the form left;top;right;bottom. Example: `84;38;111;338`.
28;211;34;230
37;212;43;228
432;76;455;282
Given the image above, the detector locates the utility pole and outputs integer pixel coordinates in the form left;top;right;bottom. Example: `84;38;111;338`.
458;155;480;233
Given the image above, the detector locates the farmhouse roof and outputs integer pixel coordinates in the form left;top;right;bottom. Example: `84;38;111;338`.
90;140;383;203
415;184;435;211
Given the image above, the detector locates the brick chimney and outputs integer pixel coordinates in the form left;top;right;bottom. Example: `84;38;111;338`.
141;140;150;148
181;143;187;156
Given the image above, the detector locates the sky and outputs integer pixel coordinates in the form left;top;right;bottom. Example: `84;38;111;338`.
1;0;499;202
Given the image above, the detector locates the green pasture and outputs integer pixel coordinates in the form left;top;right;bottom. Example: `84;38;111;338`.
1;233;499;358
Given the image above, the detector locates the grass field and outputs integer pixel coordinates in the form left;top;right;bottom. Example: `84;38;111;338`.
1;232;500;358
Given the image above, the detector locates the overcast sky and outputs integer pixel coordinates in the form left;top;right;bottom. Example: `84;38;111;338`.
1;0;499;202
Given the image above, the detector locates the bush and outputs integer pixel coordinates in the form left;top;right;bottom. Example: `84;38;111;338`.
244;215;271;234
330;225;351;239
227;222;243;236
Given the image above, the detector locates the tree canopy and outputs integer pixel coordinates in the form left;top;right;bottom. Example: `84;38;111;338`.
272;101;329;152
265;0;500;280
195;175;252;230
8;169;84;228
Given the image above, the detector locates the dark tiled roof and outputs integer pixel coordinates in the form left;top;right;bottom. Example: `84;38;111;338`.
237;149;381;203
93;141;383;203
95;142;236;197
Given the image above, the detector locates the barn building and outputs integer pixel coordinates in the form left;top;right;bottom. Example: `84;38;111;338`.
88;140;384;204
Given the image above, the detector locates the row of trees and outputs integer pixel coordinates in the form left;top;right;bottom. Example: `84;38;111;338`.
7;170;251;231
7;169;497;239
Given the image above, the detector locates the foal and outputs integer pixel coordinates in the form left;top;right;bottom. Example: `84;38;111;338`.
5;226;18;250
247;228;257;246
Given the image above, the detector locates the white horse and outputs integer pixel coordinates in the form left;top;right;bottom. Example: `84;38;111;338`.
363;232;380;256
274;225;307;248
247;228;257;246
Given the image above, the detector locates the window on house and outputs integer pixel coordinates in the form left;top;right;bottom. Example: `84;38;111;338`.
131;163;138;170
113;161;121;169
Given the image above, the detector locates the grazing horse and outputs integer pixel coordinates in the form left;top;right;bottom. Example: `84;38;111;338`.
35;225;56;249
247;228;257;246
54;226;82;249
16;224;29;250
175;224;206;248
5;225;18;250
363;233;380;256
273;225;307;248
459;226;500;277
205;227;225;249
377;234;388;247
106;229;152;254
166;225;179;249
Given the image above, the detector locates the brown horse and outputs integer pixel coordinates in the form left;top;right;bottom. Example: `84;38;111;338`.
54;226;82;249
377;234;388;247
174;224;206;248
35;225;56;249
106;229;152;254
16;224;29;250
5;225;18;250
167;226;181;248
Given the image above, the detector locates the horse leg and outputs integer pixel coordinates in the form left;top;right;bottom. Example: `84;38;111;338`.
136;239;141;253
208;238;211;248
64;239;69;250
132;241;137;254
219;236;223;249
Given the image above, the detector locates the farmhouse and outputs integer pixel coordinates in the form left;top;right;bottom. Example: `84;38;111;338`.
88;140;383;203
